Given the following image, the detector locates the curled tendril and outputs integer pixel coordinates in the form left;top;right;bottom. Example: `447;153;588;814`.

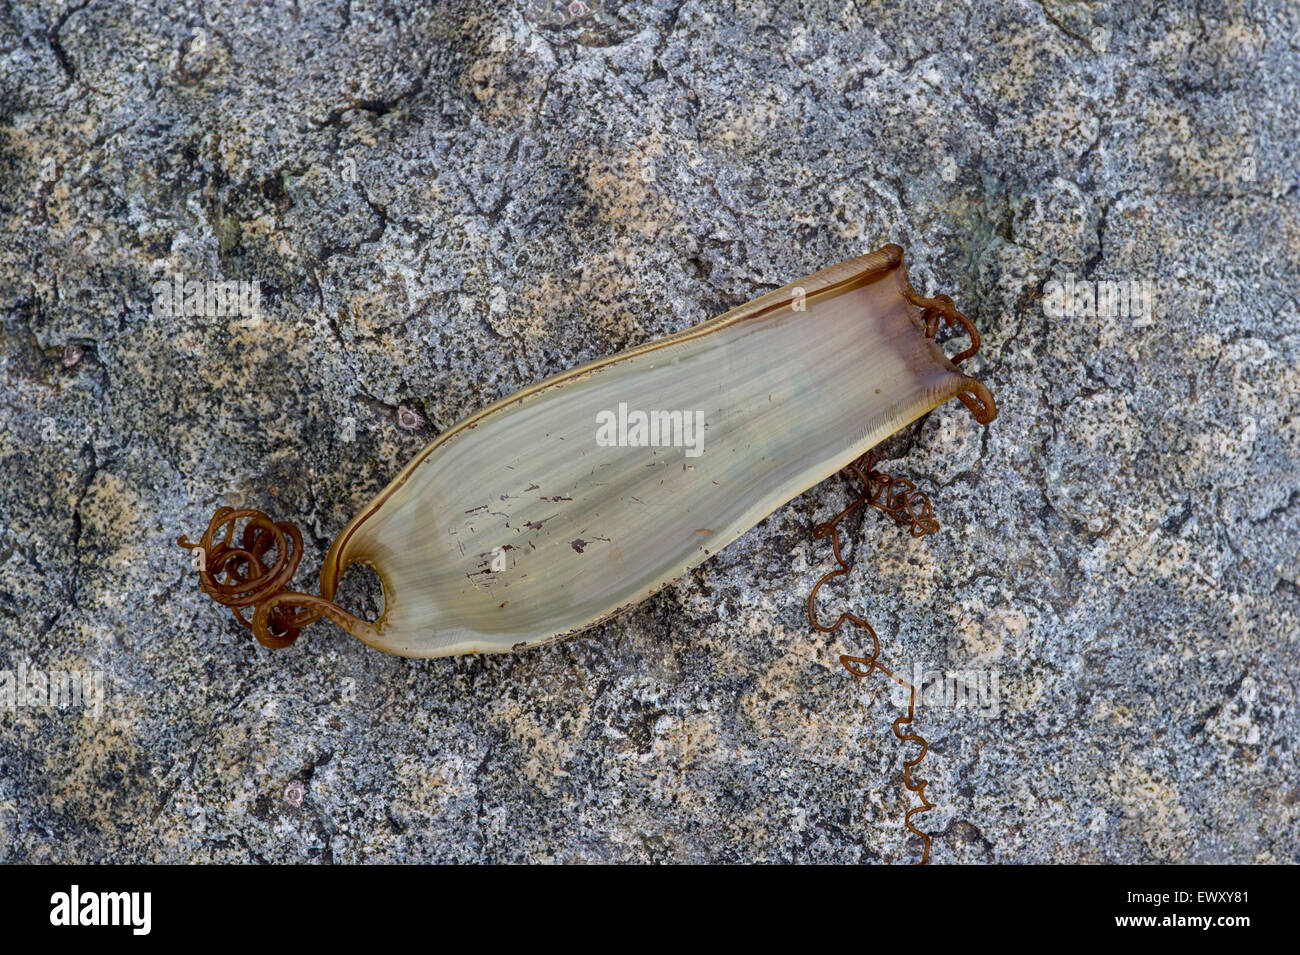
177;506;364;649
903;288;997;426
807;452;938;865
908;290;981;366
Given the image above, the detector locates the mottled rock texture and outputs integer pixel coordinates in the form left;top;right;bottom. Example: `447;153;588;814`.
1;0;1297;863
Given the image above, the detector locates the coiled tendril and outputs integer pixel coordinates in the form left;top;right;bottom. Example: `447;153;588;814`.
177;506;362;648
807;453;939;865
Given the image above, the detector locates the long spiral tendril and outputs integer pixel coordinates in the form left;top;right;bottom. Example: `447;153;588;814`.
807;452;939;865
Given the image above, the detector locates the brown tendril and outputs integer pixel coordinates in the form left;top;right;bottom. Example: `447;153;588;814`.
807;452;938;865
177;506;363;648
904;289;997;426
908;290;981;366
954;379;997;426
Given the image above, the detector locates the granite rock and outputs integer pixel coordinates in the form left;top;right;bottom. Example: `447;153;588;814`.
0;0;1296;862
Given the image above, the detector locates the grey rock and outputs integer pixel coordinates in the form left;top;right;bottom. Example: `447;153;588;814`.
0;0;1296;862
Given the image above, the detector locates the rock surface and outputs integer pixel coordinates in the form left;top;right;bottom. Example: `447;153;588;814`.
1;0;1296;862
